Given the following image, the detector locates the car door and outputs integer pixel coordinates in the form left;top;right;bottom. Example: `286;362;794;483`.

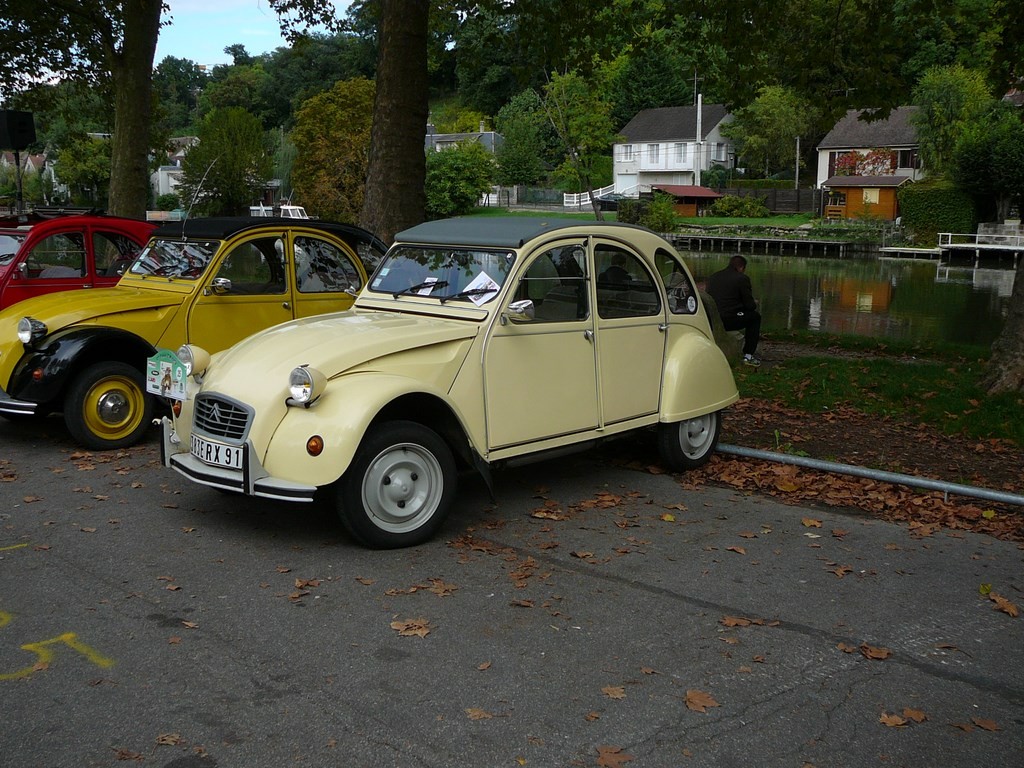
90;227;148;285
187;233;294;351
6;228;90;305
289;233;364;318
592;241;666;424
483;240;599;449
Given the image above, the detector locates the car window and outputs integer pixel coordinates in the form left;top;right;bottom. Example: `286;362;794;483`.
370;246;514;304
130;238;219;279
0;233;25;266
594;245;661;319
654;249;699;315
213;237;287;295
294;236;362;293
514;243;589;322
28;233;86;279
94;231;144;277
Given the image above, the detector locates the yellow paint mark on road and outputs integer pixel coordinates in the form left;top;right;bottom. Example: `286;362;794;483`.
0;543;29;552
1;612;115;680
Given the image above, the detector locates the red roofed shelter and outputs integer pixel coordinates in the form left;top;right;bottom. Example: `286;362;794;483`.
652;185;723;217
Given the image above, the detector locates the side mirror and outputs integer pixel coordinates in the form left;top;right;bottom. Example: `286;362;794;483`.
505;299;535;323
209;277;232;295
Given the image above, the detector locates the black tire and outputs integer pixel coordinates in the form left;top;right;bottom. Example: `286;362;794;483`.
338;420;457;549
64;361;153;450
657;410;722;471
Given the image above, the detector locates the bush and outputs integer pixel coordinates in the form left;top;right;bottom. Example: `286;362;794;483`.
424;142;496;219
709;194;770;218
640;192;678;232
897;179;976;246
617;198;645;225
155;193;180;211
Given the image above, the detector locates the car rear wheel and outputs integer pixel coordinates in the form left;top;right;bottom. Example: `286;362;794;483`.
657;411;721;471
64;361;153;450
338;420;457;549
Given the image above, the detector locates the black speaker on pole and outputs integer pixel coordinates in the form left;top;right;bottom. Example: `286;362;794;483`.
0;110;37;151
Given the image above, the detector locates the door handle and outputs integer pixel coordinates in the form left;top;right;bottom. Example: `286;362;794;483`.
282;302;291;310
583;329;594;341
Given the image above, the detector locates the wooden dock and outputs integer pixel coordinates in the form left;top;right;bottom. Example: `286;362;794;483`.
671;233;854;258
938;232;1022;268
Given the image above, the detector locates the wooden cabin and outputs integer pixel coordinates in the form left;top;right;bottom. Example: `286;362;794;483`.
821;175;912;221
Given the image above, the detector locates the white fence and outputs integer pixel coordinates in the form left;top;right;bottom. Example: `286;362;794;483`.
563;184;616;208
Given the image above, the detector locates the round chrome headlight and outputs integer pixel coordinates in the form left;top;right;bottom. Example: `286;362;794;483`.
17;317;47;345
177;344;211;377
289;365;326;405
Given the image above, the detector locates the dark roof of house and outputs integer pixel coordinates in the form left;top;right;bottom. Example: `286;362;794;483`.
818;107;919;150
619;104;730;142
822;175;914;188
653;185;723;199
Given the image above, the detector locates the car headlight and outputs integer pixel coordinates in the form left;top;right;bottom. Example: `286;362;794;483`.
289;365;326;406
177;344;211;377
17;317;47;345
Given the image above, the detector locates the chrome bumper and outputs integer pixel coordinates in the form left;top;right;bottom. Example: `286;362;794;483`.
160;417;317;503
0;388;37;416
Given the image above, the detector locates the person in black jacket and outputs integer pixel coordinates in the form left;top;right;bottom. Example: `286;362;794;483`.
706;255;762;366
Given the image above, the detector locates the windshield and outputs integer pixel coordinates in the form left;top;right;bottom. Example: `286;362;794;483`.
368;245;515;305
128;238;220;279
0;233;26;267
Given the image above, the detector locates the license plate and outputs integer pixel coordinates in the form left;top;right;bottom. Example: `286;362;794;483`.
191;433;244;470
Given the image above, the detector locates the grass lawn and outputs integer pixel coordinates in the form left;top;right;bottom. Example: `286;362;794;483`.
678;213;814;228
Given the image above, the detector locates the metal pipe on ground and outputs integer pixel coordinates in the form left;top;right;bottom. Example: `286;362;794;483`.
716;444;1024;508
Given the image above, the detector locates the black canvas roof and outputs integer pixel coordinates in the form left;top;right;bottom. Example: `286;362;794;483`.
151;216;386;252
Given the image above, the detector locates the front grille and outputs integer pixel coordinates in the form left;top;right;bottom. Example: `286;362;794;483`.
193;395;251;441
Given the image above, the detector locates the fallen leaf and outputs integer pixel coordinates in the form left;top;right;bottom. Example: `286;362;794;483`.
477;661;492;671
465;707;493;720
903;708;927;723
602;685;626;700
972;717;1000;731
802;518;822;528
596;745;634;768
860;643;892;660
660;513;676;522
584;711;601;722
880;712;907;727
684;689;719;713
181;621;198;629
836;642;857;654
23;495;43;503
726;546;746;555
156;733;183;745
390;617;430;638
721;616;752;627
830;565;853;578
355;576;375;585
989;593;1019;617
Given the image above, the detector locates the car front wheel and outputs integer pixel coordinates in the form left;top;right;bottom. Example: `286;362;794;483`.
64;361;153;450
657;411;722;471
338;420;457;549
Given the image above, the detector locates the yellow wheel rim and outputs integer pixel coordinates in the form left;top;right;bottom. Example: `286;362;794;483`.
80;374;146;441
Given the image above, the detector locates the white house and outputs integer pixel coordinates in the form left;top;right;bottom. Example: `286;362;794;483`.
815;107;924;188
424;122;503;154
150;136;198;200
613;99;734;197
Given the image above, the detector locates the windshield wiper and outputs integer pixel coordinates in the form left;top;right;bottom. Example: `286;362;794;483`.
439;287;497;304
392;279;448;299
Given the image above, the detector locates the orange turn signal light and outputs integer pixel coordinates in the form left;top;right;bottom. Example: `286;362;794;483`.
306;436;324;456
171;400;182;417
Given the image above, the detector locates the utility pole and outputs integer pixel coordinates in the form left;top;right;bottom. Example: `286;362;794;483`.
794;135;800;190
695;93;703;187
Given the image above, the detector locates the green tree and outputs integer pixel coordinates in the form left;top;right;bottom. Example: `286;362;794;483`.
177;107;272;216
56;134;113;205
494;90;548;186
950;105;1024;222
291;78;376;224
911;64;993;175
542;70;618;220
721;85;816;179
424;142;495;219
0;0;163;219
152;56;207;135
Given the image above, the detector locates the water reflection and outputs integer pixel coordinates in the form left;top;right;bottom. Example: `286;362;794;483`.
683;251;1014;346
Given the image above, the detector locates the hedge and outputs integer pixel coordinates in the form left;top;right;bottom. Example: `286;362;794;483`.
897;179;976;245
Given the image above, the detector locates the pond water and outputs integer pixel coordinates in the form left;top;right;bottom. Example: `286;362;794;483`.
682;251;1016;347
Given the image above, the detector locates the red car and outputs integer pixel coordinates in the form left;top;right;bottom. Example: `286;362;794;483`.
0;211;156;310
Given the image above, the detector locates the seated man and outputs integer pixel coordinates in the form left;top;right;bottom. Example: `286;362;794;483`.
706;255;762;367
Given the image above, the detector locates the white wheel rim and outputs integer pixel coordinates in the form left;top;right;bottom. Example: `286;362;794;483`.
361;442;445;534
679;413;716;459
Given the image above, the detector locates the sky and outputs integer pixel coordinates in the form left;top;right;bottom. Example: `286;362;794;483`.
156;0;351;68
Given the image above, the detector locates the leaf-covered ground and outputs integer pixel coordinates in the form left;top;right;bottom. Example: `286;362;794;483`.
692;340;1024;541
614;341;1024;542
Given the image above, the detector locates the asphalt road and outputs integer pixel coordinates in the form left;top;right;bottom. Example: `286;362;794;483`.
2;418;1022;768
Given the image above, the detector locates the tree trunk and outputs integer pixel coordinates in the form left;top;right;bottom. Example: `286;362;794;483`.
107;0;162;220
359;0;429;244
984;260;1024;394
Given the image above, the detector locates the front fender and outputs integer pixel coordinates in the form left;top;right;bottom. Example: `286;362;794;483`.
260;373;469;489
8;327;157;407
661;327;739;422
